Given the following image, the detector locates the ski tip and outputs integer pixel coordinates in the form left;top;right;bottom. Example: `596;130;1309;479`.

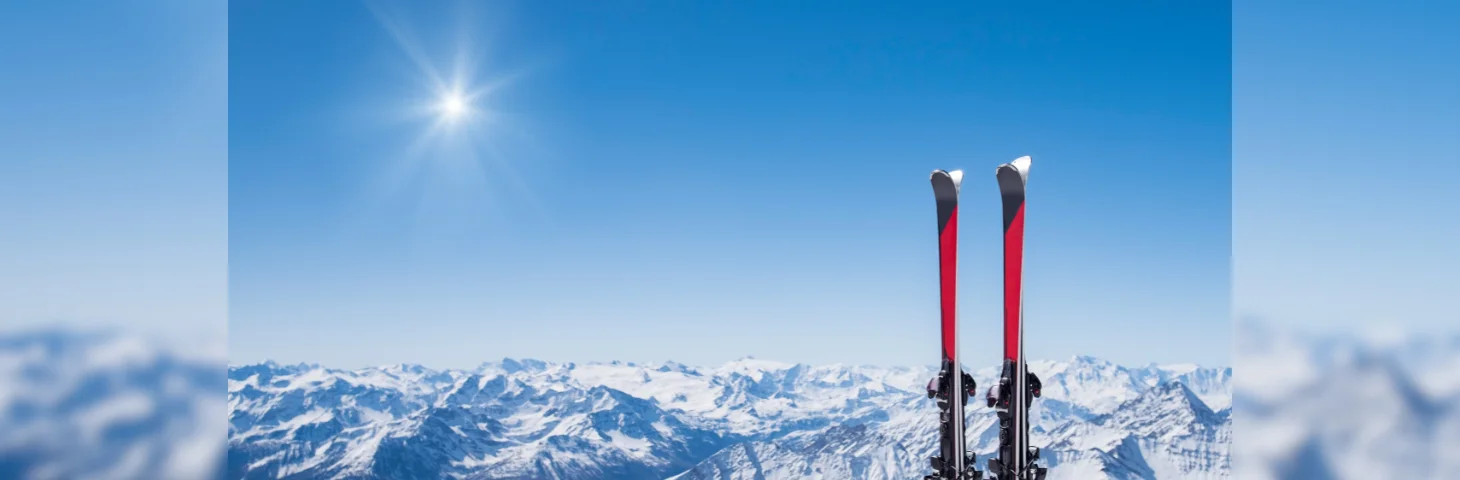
1010;155;1031;172
996;156;1032;182
930;169;964;189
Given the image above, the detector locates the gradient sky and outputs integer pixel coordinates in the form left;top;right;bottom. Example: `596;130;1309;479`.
229;0;1232;369
0;1;228;341
1233;1;1460;336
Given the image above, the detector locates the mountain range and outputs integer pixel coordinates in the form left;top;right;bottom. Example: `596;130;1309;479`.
1233;319;1460;479
20;323;1451;480
0;329;226;480
227;355;1231;479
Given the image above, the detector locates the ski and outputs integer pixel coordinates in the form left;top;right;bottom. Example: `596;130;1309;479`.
986;156;1046;480
925;170;980;480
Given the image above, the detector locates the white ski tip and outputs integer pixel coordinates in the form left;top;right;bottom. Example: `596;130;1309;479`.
997;156;1032;182
1011;155;1031;172
931;169;964;191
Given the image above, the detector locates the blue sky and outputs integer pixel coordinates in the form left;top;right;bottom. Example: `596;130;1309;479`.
0;1;227;340
228;0;1232;369
1233;1;1460;336
4;0;1451;376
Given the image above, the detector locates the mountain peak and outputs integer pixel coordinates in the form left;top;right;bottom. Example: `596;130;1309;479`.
379;362;430;374
1130;381;1216;419
1071;354;1109;364
499;357;549;373
720;356;794;373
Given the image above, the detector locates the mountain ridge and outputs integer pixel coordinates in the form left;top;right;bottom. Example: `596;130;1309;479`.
228;355;1231;479
7;324;1456;479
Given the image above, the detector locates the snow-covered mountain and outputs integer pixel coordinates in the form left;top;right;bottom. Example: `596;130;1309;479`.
0;328;227;480
229;356;1232;479
9;324;1455;480
1233;319;1460;479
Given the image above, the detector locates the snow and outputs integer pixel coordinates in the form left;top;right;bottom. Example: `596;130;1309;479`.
1159;363;1200;376
249;451;286;471
338;424;392;474
1233;320;1460;479
286;368;340;391
17;323;1458;479
82;334;158;369
0;329;225;480
571;362;720;412
284;408;334;433
357;406;393;425
76;390;155;444
605;430;652;456
225;354;1232;479
716;357;795;380
162;394;227;480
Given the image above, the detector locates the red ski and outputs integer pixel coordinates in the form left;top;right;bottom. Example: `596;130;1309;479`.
924;170;980;480
987;156;1045;480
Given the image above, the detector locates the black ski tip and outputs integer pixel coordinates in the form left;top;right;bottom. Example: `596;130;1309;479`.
994;156;1031;192
994;156;1032;178
995;168;1021;191
930;169;964;196
995;158;1028;230
931;169;962;232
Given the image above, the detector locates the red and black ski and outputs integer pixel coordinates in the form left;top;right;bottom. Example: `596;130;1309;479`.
986;156;1045;480
925;170;980;480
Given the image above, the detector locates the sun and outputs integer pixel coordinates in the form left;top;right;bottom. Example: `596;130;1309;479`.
438;91;469;122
